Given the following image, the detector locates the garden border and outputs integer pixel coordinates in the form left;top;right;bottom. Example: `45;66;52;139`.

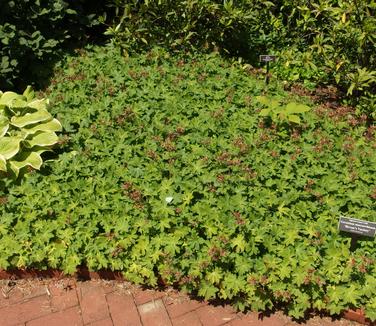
0;267;374;325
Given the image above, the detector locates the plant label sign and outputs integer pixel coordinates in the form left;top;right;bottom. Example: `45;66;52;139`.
338;216;376;237
259;55;277;62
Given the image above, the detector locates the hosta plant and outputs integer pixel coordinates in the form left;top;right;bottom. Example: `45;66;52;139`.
0;87;62;177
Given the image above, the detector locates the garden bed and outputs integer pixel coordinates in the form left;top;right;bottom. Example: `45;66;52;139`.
0;46;375;321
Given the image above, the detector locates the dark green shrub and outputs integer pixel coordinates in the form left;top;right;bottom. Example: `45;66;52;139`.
106;0;376;115
268;0;376;102
0;0;105;90
104;0;264;57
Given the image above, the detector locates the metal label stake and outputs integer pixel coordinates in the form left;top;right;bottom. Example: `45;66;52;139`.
259;55;277;85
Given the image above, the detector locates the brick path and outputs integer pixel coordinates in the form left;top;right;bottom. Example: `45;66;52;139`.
0;279;358;326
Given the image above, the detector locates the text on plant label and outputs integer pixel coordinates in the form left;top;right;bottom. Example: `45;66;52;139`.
260;55;277;62
338;216;376;237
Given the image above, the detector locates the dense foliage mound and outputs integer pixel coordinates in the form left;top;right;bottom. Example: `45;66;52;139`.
0;46;375;319
0;0;104;90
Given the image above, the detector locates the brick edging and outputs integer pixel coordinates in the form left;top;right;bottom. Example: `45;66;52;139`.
0;267;374;325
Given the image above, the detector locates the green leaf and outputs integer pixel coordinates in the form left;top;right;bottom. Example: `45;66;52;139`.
27;98;49;111
285;103;310;114
255;96;270;106
10;151;43;171
0;154;6;171
26;132;59;147
0;137;21;159
0;115;9;137
222;273;244;298
23;118;62;136
7;98;28;109
231;234;246;253
198;281;218;300
288;114;301;124
206;268;222;284
10;109;52;128
259;108;270;116
0;91;25;106
365;296;376;321
22;86;35;101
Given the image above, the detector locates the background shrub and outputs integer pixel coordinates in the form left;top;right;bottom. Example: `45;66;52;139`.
0;0;105;91
3;0;375;114
271;0;376;98
107;0;376;115
104;0;252;55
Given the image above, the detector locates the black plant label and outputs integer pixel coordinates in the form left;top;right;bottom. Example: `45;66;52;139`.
338;216;376;237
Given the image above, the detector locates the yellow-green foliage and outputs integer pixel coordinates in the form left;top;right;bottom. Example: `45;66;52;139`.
0;87;62;177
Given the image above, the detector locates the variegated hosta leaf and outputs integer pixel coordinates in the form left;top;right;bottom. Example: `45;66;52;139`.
23;86;35;102
0;137;22;160
0;91;25;106
7;98;28;109
10;109;52;128
27;98;49;111
0;154;6;171
26;131;59;147
0;86;61;177
9;151;43;177
22;118;62;136
0;115;9;137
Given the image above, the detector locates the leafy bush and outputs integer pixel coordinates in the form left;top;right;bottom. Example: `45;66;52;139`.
104;0;266;57
269;0;376;102
0;87;61;177
0;46;375;320
106;0;376;116
0;0;104;90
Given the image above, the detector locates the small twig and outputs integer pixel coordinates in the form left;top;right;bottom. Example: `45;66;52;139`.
1;288;9;299
45;285;51;297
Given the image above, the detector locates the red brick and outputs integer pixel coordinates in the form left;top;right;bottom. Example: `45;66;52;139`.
87;280;116;294
49;282;78;312
26;306;83;326
0;283;46;308
165;296;204;318
257;312;290;326
86;317;114;326
229;312;260;326
101;284;116;295
313;316;360;326
133;289;166;305
0;287;25;307
343;309;368;325
0;295;51;325
196;305;237;326
138;299;172;326
172;311;202;326
106;292;141;326
20;283;47;299
231;312;288;326
78;283;109;324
